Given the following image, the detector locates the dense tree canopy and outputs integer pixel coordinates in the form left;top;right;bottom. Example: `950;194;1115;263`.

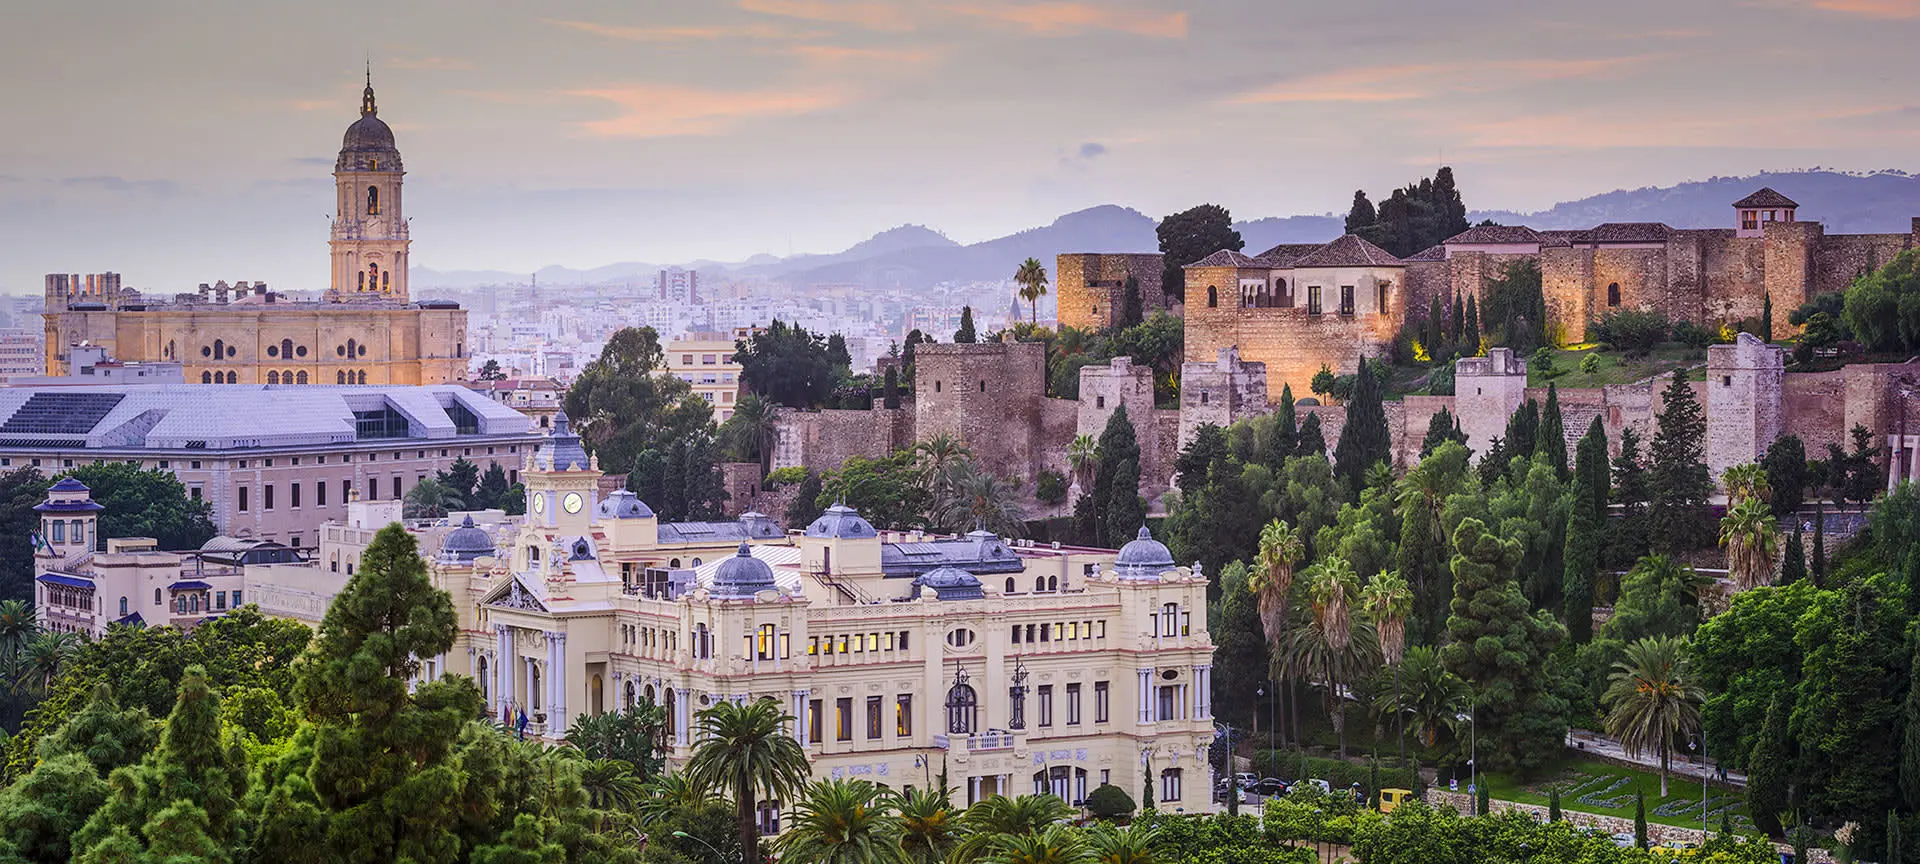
1157;204;1243;304
563;327;711;476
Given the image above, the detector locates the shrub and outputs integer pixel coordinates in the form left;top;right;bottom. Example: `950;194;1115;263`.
1671;320;1714;349
1426;362;1456;396
1531;346;1559;379
1580;353;1600;375
764;466;808;488
1590;309;1668;355
1085;783;1136;820
1249;752;1417;792
1036;470;1069;506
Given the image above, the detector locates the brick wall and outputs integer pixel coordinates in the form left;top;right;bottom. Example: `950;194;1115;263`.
1705;334;1786;485
1178;348;1270;450
1455;349;1529;460
916;341;1048;480
1079;357;1164;494
1055;253;1165;331
1783;370;1848;456
769;406;913;473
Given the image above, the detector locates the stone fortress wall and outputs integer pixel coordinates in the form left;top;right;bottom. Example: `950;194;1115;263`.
1055;253;1166;332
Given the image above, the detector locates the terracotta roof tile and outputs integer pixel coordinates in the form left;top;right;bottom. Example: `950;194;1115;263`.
1443;225;1544;245
1733;187;1799;209
1571;222;1673;244
1292;234;1405;268
1405;245;1449;262
1185;249;1260;268
1252;243;1325;267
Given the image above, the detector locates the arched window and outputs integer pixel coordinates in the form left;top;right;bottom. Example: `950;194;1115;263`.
267;371;280;385
1607;282;1621;308
202;371;213;384
154;588;161;605
1048;575;1058;591
282;339;294;360
946;682;977;734
626;681;637;709
665;688;677;736
165;340;175;360
1207;286;1218;308
213;339;224;360
296;371;308;384
382;270;390;291
337;371;347;384
367;185;380;215
358;271;365;291
226;371;237;384
1005;577;1016;594
119;596;128;616
1035;576;1047;592
357;370;367;385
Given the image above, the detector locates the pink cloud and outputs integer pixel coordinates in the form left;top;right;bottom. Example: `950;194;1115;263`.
568;84;849;137
787;43;942;67
941;2;1188;38
738;0;917;31
548;19;819;41
389;56;473;71
1793;0;1920;17
1231;56;1656;104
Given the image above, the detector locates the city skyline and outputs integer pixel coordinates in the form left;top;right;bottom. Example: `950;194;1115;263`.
5;0;1920;292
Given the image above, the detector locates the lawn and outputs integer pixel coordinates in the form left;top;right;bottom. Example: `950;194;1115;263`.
1481;754;1750;832
1529;344;1704;388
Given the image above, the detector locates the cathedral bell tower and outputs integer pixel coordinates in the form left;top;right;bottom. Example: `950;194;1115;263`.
328;70;410;302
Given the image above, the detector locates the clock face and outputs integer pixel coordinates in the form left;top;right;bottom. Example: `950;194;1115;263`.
531;493;546;514
562;492;584;514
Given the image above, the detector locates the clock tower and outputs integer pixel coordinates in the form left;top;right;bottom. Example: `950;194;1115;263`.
328;70;410;302
525;410;600;532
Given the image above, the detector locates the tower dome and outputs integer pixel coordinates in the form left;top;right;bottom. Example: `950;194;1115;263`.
438;515;495;563
1113;524;1174;581
805;503;877;539
710;541;777;599
336;75;403;172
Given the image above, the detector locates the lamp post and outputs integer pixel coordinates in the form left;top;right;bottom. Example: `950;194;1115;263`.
671;830;733;864
1258;682;1276;777
1691;735;1708;839
1009;655;1029;731
1456;706;1477;803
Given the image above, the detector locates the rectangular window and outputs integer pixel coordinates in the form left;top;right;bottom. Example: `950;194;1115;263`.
836;697;853;741
1308;285;1323;315
392;476;402;500
808;699;823;744
190;487;202;500
1040;624;1050;643
238;487;250;512
291;482;301;508
1157;686;1177;721
1340;285;1355;316
1066;683;1082;725
1038;685;1054;727
838;635;850;654
1095;681;1110;723
809;636;820;655
897;694;913;737
264;484;274;510
216;591;228;611
1376;283;1388;314
1161;769;1182;803
1012;625;1022;644
367;479;377;501
899;631;909;651
232;589;241;606
866;696;883;740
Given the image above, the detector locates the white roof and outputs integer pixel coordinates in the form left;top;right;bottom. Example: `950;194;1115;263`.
691;545;804;594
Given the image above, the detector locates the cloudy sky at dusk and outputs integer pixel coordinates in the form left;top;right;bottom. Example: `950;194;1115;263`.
3;0;1919;293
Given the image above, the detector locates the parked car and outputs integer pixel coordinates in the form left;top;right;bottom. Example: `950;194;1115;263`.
1253;778;1288;797
1652;840;1699;858
1377;788;1415;813
1611;832;1637;848
1233;772;1258;788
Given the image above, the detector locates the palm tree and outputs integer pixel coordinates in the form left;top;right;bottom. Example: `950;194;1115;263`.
19;631;81;696
1086;822;1164;864
683;698;811;861
1372;645;1470;750
1360;569;1413;666
1251;520;1304;647
576;757;645;813
891;784;959;864
1280;554;1381;759
1721;463;1771;506
1015;257;1050;325
1720;496;1781;591
1602;635;1703;798
774;778;908;864
721;394;779;475
0;600;39;662
634;771;710;829
402;477;464;519
915;433;975;501
985;823;1092;864
953;794;1073;862
933;462;1029;537
1067;435;1099;491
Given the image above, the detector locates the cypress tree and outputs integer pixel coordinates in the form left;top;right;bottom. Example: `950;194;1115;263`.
1764;293;1775;343
1426;294;1447;358
1504;399;1539;463
1634;792;1649;848
1271;384;1299;466
1903;643;1920;812
1334;357;1391;495
1748;693;1790;836
1345;190;1377;234
1451;292;1465;350
883;366;900;409
1464;294;1482;354
1781;524;1807;585
1792;824;1812;864
1142;773;1155;813
1649;372;1711;554
1538;383;1568;477
1120;276;1144;328
1563;421;1604;643
1549;788;1562;822
1368;759;1381;809
1891;810;1904;864
1297;413;1327;459
1813;501;1828;586
1105;458;1145;549
1421;407;1463;457
1477;782;1490;816
954;306;977;343
1093;406;1144;549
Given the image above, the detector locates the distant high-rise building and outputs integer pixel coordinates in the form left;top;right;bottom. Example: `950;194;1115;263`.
0;329;45;382
657;268;699;305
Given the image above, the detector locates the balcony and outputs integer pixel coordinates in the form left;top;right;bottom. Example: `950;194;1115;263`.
934;729;1018;755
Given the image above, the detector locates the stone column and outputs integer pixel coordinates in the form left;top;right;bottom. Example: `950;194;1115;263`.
525;657;537;713
1137;670;1152;724
553;631;568;727
495;625;512;719
793;690;810;747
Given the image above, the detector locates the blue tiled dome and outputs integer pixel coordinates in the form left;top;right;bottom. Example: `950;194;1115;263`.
439;515;495;563
806;504;877;539
1113;525;1174;581
710;541;776;599
596;490;655;520
914;566;984;601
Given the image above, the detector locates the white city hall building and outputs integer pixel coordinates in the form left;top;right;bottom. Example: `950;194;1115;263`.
434;412;1220;820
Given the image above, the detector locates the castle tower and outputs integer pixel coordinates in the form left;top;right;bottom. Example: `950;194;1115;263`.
328;71;410;302
1734;188;1798;240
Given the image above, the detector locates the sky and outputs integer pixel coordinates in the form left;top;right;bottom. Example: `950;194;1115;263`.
3;0;1919;293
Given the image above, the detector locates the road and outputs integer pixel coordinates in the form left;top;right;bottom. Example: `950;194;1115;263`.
1565;730;1747;788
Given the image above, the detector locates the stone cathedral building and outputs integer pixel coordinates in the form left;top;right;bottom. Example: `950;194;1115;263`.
42;78;467;385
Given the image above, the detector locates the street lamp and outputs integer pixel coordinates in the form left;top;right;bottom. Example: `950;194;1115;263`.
1455;707;1477;802
671;830;733;864
1690;735;1709;839
1009;655;1029;731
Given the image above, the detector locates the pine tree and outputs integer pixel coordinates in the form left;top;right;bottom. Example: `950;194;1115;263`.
252;523;482;863
883;366;900;409
1563;421;1604;644
476;462;511;511
1649;372;1711;554
1903;644;1920;812
1270;385;1299;466
1442;519;1568;775
1781;524;1807;585
954;307;976;343
1634;792;1649;848
1297;413;1327;459
1092;406;1143;548
70;666;245;859
1345;190;1377;234
1334;357;1391;496
1421;407;1464;457
1749;693;1791;836
1538;384;1567;477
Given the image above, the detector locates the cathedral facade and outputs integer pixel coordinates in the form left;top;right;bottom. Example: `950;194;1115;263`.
42;78;467;385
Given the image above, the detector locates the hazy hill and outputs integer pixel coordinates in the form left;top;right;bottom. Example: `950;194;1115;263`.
411;170;1920;290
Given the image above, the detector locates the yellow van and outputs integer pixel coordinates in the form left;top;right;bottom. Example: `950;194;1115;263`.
1378;788;1416;813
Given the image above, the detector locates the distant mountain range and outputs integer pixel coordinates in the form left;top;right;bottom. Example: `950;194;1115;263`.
412;170;1920;290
